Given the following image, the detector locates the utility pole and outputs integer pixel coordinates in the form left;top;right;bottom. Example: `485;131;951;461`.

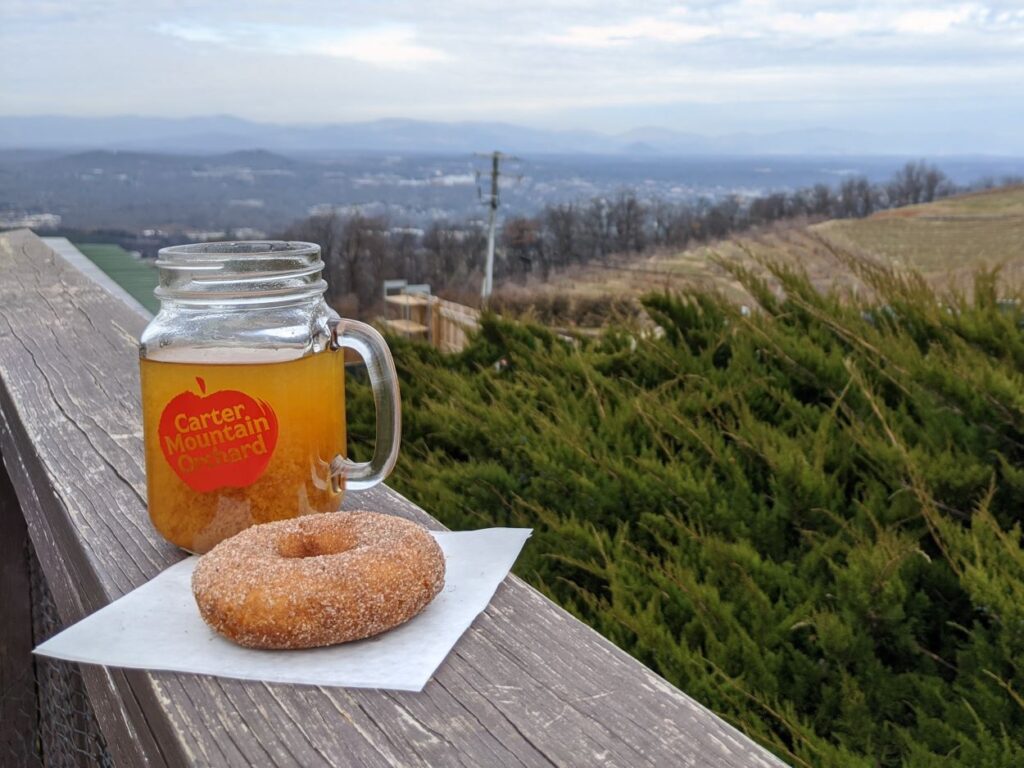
475;150;520;303
481;151;500;302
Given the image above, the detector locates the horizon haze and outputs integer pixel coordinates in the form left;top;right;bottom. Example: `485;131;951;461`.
2;114;1023;157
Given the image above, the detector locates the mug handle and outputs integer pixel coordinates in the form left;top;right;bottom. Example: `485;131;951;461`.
330;319;401;491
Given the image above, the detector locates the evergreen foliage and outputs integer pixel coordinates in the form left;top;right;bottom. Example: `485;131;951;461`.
348;259;1024;767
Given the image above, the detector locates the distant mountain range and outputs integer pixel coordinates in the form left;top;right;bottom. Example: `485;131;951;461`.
1;115;1017;157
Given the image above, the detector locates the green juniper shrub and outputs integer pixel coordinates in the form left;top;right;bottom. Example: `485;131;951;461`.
347;258;1024;767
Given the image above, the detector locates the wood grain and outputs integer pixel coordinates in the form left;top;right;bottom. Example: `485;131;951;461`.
0;229;788;768
0;447;43;768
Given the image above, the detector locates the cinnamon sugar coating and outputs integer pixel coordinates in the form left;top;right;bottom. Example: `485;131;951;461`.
191;511;446;649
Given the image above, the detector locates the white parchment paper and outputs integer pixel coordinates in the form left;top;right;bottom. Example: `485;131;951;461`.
35;528;531;692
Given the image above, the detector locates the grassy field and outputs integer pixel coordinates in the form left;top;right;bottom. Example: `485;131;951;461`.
74;243;160;314
496;185;1024;323
815;184;1024;279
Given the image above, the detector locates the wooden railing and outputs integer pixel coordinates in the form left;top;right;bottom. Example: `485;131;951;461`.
382;294;481;354
0;229;787;767
430;298;480;353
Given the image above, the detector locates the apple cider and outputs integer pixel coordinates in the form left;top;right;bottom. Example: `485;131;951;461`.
139;240;400;553
141;351;346;553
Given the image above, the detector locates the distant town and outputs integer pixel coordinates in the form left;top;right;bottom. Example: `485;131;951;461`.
4;144;1024;260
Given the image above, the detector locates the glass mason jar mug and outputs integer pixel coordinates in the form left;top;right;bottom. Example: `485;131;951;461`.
138;241;400;553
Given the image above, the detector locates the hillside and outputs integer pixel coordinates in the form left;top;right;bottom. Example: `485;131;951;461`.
497;185;1024;322
815;184;1024;282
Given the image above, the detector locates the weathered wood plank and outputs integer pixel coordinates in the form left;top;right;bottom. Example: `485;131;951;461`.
0;347;188;768
0;449;43;768
41;237;152;321
0;229;787;768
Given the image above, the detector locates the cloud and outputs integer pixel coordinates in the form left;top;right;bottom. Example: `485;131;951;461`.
549;18;721;47
3;0;1023;141
306;27;448;65
541;3;1004;51
890;7;978;35
765;4;984;38
157;21;448;68
157;23;228;45
544;3;1000;47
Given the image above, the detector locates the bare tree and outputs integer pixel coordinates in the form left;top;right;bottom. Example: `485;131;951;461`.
748;192;788;226
808;184;834;217
422;222;487;287
609;192;647;253
648;200;675;247
542;203;580;269
335;214;389;312
502;216;543;281
579;198;614;261
700;196;741;239
888;161;947;207
279;211;346;303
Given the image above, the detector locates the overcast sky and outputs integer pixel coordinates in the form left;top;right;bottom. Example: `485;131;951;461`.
2;1;1022;138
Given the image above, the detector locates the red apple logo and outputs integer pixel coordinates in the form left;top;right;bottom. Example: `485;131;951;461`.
158;377;278;492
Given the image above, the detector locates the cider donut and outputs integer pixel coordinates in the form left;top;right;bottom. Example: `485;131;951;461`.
191;511;445;649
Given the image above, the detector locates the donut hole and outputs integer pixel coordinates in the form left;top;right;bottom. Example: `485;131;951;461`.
277;529;356;559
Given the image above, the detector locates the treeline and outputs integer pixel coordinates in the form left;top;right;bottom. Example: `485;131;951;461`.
278;162;1012;314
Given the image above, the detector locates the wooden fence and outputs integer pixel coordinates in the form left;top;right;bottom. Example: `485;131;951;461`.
430;298;480;353
382;295;481;354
